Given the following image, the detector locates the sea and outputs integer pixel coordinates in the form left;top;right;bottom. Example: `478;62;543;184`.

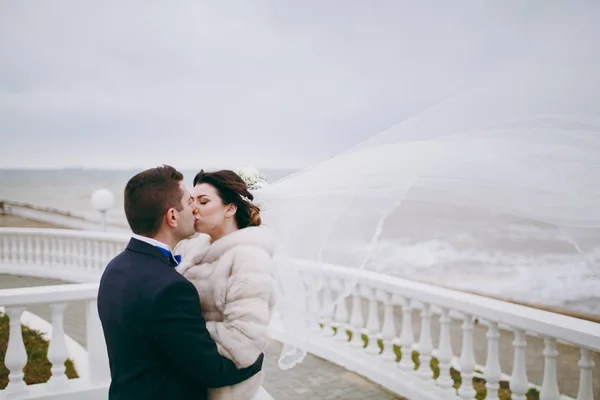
1;168;598;317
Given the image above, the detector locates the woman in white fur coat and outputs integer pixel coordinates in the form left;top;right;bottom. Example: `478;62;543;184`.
174;169;275;400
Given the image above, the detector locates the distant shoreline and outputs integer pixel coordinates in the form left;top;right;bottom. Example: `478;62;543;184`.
1;199;87;220
0;200;130;232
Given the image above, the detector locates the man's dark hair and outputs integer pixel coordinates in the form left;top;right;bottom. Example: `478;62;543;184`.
124;165;184;237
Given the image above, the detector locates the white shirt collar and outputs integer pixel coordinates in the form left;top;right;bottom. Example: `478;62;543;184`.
131;234;174;254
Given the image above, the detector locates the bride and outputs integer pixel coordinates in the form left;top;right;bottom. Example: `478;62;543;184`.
175;169;275;400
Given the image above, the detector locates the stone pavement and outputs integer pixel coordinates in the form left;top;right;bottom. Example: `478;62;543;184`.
0;274;405;400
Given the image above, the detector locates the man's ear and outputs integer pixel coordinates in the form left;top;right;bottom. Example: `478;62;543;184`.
165;208;178;228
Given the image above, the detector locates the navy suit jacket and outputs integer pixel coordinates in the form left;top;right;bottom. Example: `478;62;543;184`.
97;238;263;400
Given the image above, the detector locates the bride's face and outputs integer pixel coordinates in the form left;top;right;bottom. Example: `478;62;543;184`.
192;183;232;235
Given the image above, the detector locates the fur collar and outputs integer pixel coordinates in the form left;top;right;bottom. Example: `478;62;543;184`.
203;226;275;263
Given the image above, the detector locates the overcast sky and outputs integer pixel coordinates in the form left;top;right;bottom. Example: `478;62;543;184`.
1;1;592;169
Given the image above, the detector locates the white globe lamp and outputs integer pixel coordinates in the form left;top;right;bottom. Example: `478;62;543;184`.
91;188;115;231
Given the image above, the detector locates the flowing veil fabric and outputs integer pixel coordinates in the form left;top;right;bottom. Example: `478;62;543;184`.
254;2;600;369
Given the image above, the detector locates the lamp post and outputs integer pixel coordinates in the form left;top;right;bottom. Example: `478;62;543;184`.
91;189;115;231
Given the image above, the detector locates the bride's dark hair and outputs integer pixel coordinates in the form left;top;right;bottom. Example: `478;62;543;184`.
193;170;261;228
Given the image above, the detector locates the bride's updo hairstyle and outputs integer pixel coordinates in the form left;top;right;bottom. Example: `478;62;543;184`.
193;169;262;228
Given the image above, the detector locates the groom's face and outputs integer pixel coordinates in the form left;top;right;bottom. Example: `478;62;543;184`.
174;182;197;239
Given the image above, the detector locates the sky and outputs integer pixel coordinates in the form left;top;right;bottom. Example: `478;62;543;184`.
1;1;595;170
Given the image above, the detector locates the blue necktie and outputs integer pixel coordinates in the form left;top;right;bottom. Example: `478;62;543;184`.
155;246;181;266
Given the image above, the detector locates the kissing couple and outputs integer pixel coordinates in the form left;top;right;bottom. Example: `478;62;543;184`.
97;165;276;400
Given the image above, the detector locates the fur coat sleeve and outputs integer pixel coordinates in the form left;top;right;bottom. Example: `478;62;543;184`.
175;227;276;369
206;245;274;368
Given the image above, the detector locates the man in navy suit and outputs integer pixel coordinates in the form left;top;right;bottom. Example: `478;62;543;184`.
98;165;263;399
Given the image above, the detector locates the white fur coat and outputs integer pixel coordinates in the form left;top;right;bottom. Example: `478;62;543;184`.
174;227;275;400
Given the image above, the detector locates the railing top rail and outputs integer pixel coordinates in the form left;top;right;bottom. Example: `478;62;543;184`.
1;228;598;352
298;261;600;352
0;283;99;306
0;227;131;242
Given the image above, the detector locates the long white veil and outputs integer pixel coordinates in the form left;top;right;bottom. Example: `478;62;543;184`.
255;1;600;369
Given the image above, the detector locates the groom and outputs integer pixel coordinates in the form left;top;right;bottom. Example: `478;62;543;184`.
97;165;263;399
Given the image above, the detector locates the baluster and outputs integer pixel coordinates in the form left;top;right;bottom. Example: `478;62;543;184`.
66;237;75;267
34;236;42;264
364;287;381;355
458;314;476;399
484;322;502;400
57;237;65;266
539;337;560;400
398;297;414;372
42;237;50;264
378;290;396;363
63;237;70;267
436;308;455;397
577;348;595;400
47;303;69;389
101;241;110;267
78;238;85;269
416;303;434;382
83;239;90;270
349;286;365;348
333;280;350;342
87;239;94;270
1;235;8;263
307;275;322;332
46;236;52;264
321;278;335;336
93;240;101;270
509;329;529;400
76;238;84;269
4;307;28;395
50;236;58;264
10;234;18;263
17;235;25;264
86;299;110;383
25;236;33;264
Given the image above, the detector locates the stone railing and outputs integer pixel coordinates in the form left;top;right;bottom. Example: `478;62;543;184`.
1;228;598;400
0;228;130;282
276;261;600;400
0;283;109;400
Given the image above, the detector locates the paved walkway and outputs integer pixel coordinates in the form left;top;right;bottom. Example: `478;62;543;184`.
0;274;404;400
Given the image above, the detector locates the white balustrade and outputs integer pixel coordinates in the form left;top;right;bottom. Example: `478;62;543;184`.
577;348;595;400
349;286;365;348
436;307;455;398
484;322;502;400
2;228;600;400
307;274;322;333
1;283;109;399
47;303;69;389
364;287;381;355
284;260;600;400
4;306;28;396
378;290;396;364
0;228;129;282
416;303;434;382
510;329;529;400
540;337;560;400
320;278;336;336
398;297;415;372
332;280;350;342
458;313;477;399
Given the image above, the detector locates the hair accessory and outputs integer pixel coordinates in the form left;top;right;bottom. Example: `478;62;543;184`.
233;166;268;191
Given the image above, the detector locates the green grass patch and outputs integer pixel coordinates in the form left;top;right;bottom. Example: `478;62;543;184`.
328;325;540;400
0;313;78;389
